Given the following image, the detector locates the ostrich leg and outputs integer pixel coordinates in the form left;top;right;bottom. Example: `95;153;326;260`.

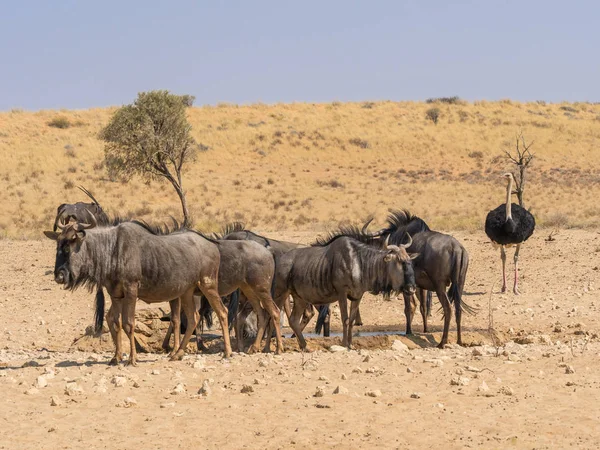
500;246;507;293
513;244;521;295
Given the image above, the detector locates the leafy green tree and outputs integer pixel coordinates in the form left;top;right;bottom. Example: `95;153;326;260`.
99;90;197;225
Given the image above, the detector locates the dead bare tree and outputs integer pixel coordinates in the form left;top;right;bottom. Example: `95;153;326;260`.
503;132;534;208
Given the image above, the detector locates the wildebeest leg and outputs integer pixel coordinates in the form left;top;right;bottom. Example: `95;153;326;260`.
417;288;428;332
339;296;350;348
513;243;521;295
170;289;199;361
163;298;181;354
288;295;308;350
436;286;453;349
500;246;507;293
347;300;361;349
198;283;232;358
107;299;123;365
121;284;139;367
354;306;363;327
193;296;209;352
403;291;416;335
234;297;249;353
242;293;267;354
255;288;283;354
299;304;315;332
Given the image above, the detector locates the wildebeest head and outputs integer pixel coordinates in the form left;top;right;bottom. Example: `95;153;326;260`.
382;234;418;295
43;216;96;288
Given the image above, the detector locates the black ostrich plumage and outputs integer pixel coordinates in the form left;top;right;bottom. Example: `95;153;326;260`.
485;203;535;246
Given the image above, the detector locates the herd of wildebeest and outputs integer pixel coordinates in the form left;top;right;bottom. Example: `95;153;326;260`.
43;174;535;367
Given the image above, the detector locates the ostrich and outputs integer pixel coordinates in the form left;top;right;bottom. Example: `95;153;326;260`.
485;173;535;294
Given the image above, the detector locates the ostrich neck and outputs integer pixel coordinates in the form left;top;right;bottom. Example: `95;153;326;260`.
505;177;513;221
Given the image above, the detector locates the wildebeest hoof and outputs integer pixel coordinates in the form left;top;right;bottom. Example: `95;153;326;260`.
247;345;259;355
125;359;137;367
109;357;120;366
169;351;184;361
437;342;446;349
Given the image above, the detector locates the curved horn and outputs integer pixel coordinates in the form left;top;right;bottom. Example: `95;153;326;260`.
400;233;413;249
56;220;66;231
384;234;390;249
74;210;97;231
361;218;373;233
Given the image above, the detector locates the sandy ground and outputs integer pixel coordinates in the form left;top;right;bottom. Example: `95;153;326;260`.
1;229;600;449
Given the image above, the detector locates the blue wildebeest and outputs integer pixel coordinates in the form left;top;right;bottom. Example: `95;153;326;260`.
271;234;417;350
363;210;474;348
53;186;110;232
44;218;232;365
162;237;284;354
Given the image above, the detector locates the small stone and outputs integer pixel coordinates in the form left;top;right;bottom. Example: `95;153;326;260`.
362;355;372;363
333;385;348;395
198;380;211;397
352;367;363;374
313;386;326;397
258;360;269;368
410;392;421;399
171;383;186;395
25;387;39;395
365;390;382;398
151;369;160;375
111;376;127;387
48;427;57;433
392;340;409;353
50;396;62;406
406;367;414;373
44;368;56;379
35;376;48;388
450;376;470;386
160;402;176;408
341;373;348;380
565;365;575;374
499;386;514;396
318;375;329;381
466;366;481;373
117;397;137;408
477;381;490;392
133;381;140;388
192;360;204;370
471;348;483;357
241;385;254;394
64;382;84;396
329;345;347;353
435;402;444;408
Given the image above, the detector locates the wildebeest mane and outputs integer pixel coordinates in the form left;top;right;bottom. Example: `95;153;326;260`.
312;224;376;247
216;221;246;237
131;218;219;244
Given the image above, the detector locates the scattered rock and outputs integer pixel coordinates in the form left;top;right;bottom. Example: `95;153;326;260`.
22;360;42;368
499;386;514;396
111;376;127;387
392;340;409;353
466;366;481;373
477;381;490;392
472;348;483;357
333;385;348;395
341;373;348;380
134;321;153;337
35;376;48;388
192;360;204;370
151;369;160;375
365;390;382;398
318;375;329;381
406;367;414;373
410;392;422;399
198;380;211;397
64;382;84;396
258;359;269;368
435;402;444;408
565;365;575;374
329;345;347;353
171;383;186;395
50;396;62;406
313;386;325;397
241;385;254;394
362;355;372;363
352;367;364;374
450;376;470;386
25;387;39;395
117;397;137;408
160;402;176;408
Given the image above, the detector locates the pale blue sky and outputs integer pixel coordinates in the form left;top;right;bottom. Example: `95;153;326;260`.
1;0;598;110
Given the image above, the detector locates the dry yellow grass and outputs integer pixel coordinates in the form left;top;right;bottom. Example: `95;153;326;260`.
1;100;599;238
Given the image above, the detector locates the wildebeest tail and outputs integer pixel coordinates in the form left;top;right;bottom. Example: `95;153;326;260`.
94;287;105;334
315;304;330;335
448;249;477;315
227;290;240;330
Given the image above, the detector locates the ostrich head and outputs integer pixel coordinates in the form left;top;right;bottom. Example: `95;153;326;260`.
502;172;514;182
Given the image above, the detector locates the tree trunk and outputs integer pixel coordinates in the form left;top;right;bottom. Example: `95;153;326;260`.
167;173;190;226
